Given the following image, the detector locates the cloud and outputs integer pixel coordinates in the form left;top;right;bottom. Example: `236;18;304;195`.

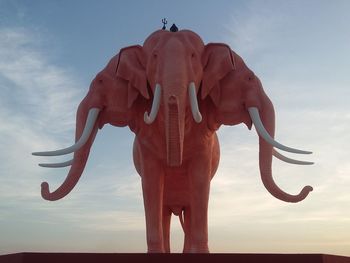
0;27;82;134
206;1;350;255
222;1;291;60
0;24;146;249
0;26;85;226
0;26;150;254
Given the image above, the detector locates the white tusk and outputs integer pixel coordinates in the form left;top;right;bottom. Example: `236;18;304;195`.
188;82;202;123
273;149;314;165
32;108;100;156
39;159;73;168
248;107;312;154
144;84;161;124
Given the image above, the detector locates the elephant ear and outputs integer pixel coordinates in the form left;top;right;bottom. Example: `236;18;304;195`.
201;43;235;106
116;45;149;108
86;45;149;128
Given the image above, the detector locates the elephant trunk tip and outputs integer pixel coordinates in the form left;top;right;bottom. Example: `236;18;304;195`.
41;182;52;201
301;185;313;196
305;185;313;192
287;185;313;203
41;181;67;201
167;158;182;167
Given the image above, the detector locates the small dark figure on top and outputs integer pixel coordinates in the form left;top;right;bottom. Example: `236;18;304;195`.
170;23;178;32
162;18;168;30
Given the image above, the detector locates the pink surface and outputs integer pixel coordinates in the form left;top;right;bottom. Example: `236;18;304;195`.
36;29;312;253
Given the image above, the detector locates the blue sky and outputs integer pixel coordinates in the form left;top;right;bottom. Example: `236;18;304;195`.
0;0;349;256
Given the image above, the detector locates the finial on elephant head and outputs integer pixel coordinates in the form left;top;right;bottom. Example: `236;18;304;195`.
170;23;178;32
162;18;168;30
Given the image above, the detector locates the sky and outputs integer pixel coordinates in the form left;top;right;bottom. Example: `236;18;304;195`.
0;0;349;256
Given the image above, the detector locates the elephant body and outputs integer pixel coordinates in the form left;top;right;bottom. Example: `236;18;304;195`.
132;94;220;252
33;28;313;253
133;134;219;252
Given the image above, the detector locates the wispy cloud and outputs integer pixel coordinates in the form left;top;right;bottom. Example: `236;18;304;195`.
210;1;350;255
0;25;150;254
0;27;82;135
0;26;84;228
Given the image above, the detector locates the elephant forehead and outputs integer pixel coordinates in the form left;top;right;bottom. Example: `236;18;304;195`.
143;29;204;52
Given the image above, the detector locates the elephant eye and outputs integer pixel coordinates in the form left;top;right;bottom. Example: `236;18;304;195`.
191;52;195;58
248;74;255;81
152;52;158;59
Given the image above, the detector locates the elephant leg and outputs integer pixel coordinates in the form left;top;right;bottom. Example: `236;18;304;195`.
188;183;210;253
142;169;165;253
183;207;192;253
162;207;172;253
134;138;165;253
136;141;165;253
188;153;212;253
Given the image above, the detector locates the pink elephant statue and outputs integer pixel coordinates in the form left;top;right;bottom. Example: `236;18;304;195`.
33;27;313;253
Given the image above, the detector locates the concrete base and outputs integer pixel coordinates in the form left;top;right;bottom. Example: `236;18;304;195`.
1;253;350;263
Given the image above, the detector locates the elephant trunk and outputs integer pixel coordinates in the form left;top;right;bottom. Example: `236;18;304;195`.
258;92;312;203
41;100;99;201
166;95;184;167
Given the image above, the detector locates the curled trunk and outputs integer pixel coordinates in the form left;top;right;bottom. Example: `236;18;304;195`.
41;101;99;201
258;92;313;203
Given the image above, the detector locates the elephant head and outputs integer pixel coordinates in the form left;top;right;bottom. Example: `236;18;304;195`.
141;30;206;166
33;29;313;203
200;45;313;202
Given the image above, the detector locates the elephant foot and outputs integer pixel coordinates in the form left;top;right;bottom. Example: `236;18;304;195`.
185;244;209;253
147;242;165;253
